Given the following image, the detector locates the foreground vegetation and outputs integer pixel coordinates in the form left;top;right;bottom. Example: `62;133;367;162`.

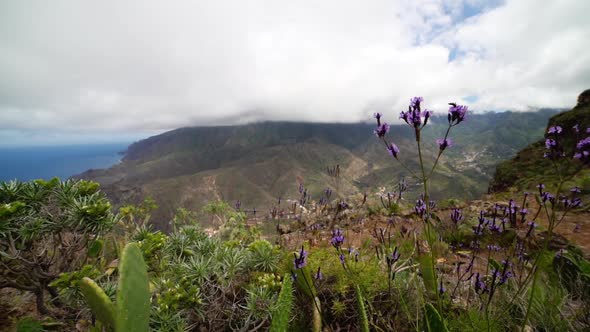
1;97;590;331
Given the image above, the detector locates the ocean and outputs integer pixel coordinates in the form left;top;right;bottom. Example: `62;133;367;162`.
0;143;130;182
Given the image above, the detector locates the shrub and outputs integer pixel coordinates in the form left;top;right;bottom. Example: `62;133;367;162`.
0;179;116;314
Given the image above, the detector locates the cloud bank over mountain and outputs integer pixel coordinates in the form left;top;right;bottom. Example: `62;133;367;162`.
0;0;588;143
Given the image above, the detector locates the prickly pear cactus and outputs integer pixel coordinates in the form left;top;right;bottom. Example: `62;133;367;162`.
79;277;116;329
115;243;151;332
80;242;151;332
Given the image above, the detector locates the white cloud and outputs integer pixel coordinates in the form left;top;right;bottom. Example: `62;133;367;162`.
0;0;588;141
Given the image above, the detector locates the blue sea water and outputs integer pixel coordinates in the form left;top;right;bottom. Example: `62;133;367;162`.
0;143;129;182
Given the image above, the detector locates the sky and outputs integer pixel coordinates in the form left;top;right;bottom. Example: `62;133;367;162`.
0;0;589;145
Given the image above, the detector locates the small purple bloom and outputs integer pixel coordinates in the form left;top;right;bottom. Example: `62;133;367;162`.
410;96;424;109
525;222;537;238
545;138;557;149
436;138;453;151
314;267;323;280
400;96;433;129
547;126;563;134
474;273;486;294
330;229;345;249
339;253;345;265
387;246;400;267
438;279;446;295
386;142;400;159
374;112;382;126
573;124;580;133
450;209;463;225
448;103;468;125
556;249;565;258
374;123;390;138
414;198;427;218
574;137;590;163
293;246;308;269
235;200;241;210
570;186;581;193
574;223;581;233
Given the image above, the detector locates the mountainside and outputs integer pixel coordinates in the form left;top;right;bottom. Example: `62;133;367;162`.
79;110;558;231
491;90;590;193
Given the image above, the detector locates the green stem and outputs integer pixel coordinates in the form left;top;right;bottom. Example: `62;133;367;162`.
417;131;441;312
428;125;452;179
520;179;564;331
300;270;332;332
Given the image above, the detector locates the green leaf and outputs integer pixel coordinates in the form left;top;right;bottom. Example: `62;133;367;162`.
79;277;117;329
87;239;104;258
488;258;500;272
116;243;150;332
419;255;437;297
424;303;449;332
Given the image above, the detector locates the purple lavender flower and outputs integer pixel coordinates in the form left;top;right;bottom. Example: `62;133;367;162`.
414;198;427;218
474;273;486;294
314;267;323;280
574;223;581;233
339;253;345;266
545;138;557;149
450;209;463;225
541;191;554;204
235;200;241;210
438;279;446;295
374;123;390;138
436;138;453;151
525;222;537;238
486;244;501;252
298;183;305;194
570;186;581;194
574;137;590;163
330;229;345;249
410;96;424;109
386;142;400;159
547;126;563;134
473;224;484;236
374;112;382;126
448;103;468;125
429;200;437;209
498;260;513;285
556;249;565;258
399;96;432;129
338;201;350;210
293;246;308;269
387;246;400;267
291;271;297;281
571;197;582;208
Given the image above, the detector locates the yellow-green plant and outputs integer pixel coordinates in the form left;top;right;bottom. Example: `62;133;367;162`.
270;274;294;332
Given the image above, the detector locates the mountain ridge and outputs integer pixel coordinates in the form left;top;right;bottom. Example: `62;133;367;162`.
78;110;559;231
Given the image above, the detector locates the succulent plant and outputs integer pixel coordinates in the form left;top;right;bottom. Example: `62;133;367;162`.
79;242;150;332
